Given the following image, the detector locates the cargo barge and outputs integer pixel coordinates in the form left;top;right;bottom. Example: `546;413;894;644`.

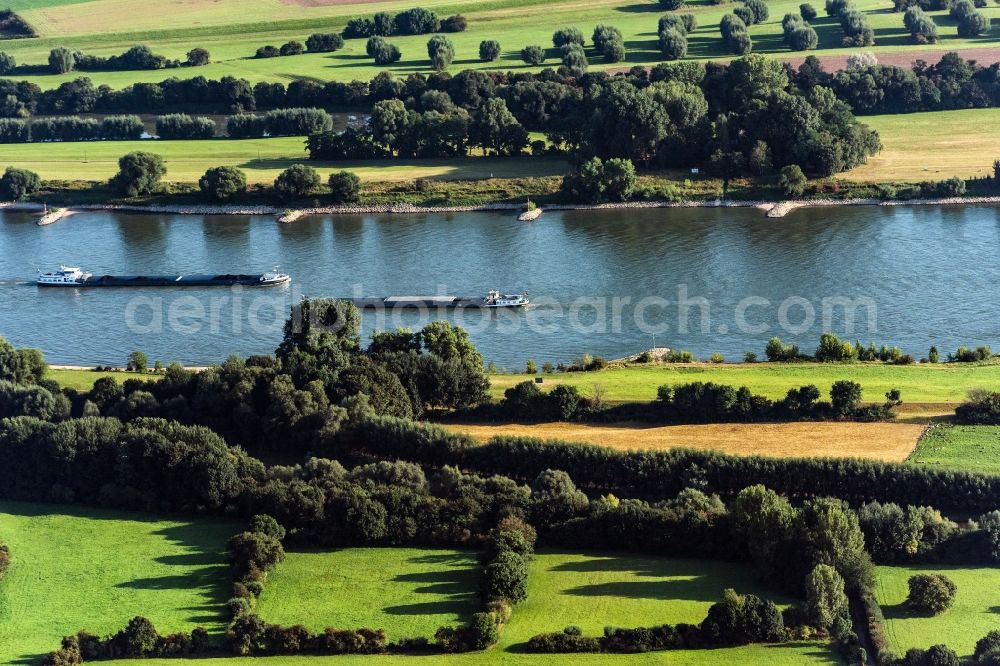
37;266;290;287
347;290;529;309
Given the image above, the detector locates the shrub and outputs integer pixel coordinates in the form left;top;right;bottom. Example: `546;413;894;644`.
279;40;305;56
660;0;685;8
559;43;588;74
0;51;14;75
199;166;247;201
441;14;467;32
552;27;585;47
0;166;41;200
306;33;344;52
778;164;807;196
328;170;361;204
367;36;402;65
427;35;455;71
789;25;819;49
801;2;818;18
343;17;376;38
186;48;210;66
48;47;75;74
255;45;280;58
274;164;321;199
156;113;216;139
907;574;957;615
659;28;688;60
109;152;166;197
958;10;989;36
745;0;770;23
521;45;546;65
479;39;501;62
394;7;440;35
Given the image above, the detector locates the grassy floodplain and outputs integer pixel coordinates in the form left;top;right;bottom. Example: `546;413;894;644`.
1;0;998;91
487;362;1000;405
0;137;569;185
0;500;236;665
112;550;837;666
844;109;1000;183
876;564;1000;657
907;424;1000;474
256;548;482;640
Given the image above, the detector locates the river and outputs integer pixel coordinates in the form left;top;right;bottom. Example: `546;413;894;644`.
1;205;998;368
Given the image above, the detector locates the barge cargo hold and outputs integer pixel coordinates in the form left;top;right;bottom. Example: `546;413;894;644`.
347;290;529;309
37;266;290;287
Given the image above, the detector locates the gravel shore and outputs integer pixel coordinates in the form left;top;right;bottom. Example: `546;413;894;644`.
5;196;1000;221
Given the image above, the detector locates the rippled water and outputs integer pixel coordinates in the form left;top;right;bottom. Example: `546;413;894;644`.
1;205;999;367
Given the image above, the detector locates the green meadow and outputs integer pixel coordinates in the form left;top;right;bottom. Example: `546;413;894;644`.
907;424;1000;474
488;362;1000;405
0;0;997;91
256;547;482;640
0;500;237;665
876;564;1000;658
0;136;568;185
113;549;837;665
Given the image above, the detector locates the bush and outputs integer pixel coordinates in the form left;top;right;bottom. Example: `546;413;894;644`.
0;166;41;201
367;37;401;65
394;7;440;34
789;25;819;50
328;170;361;204
441;14;467;32
426;35;455;71
199;166;247;201
0;51;14;75
48;47;75;74
306;33;344;52
343;17;376;38
280;41;305;56
956;391;1000;425
778;164;807;196
907;574;957;615
745;0;770;22
479;39;501;62
559;43;587;74
186;48;210;66
552;27;585;47
156;113;216;139
255;45;280;59
958;10;989;36
659;28;688;60
109;152;166;197
801;2;818;18
521;45;545;65
660;0;685;8
274;164;321;199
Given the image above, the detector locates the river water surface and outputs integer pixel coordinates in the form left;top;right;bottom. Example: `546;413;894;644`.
1;205;998;367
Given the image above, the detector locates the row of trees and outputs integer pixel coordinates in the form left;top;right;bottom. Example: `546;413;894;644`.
342;7;465;39
3;50;998;122
45;45;205;74
826;0;876;45
492;377;899;424
0;115;144;142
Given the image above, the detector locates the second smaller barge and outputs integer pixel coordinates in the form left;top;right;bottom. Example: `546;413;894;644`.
348;290;529;309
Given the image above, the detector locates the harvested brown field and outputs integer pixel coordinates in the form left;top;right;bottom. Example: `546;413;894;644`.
780;46;1000;71
445;421;927;462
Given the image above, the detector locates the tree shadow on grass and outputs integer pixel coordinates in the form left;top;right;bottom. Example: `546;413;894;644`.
881;602;925;620
562;577;722;603
381;552;480;620
114;522;233;628
616;1;669;13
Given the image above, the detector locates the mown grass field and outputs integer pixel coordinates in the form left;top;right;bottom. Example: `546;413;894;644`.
0;500;236;665
448;420;926;461
907;424;1000;474
1;0;997;91
256;547;481;640
876;564;1000;657
0;137;569;185
844;109;1000;183
46;367;151;391
488;362;1000;405
113;549;837;665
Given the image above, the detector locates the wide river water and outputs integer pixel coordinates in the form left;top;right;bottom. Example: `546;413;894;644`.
1;205;999;367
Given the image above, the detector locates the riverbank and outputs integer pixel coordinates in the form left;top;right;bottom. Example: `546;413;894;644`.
7;195;1000;221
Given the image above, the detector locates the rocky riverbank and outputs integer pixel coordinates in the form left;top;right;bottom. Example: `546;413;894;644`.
5;195;1000;221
